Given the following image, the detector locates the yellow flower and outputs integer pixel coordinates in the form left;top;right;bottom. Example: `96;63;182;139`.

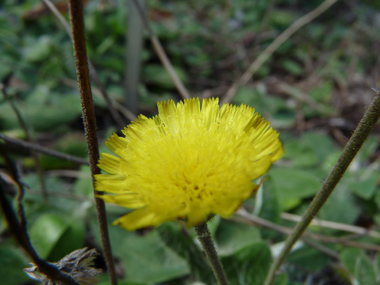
95;98;283;231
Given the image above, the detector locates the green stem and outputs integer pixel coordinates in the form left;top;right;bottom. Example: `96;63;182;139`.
68;1;118;284
194;222;228;285
264;90;380;285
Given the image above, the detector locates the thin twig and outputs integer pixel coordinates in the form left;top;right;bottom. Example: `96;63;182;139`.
132;0;192;100
264;90;380;285
281;212;380;239
194;222;228;285
221;0;339;105
0;133;89;165
233;209;380;251
43;0;128;129
1;83;48;201
0;147;80;285
301;238;339;260
68;1;118;284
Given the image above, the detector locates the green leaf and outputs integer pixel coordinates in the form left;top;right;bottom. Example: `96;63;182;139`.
29;213;69;259
119;230;190;284
357;135;379;162
355;255;377;285
0;246;29;285
269;167;321;210
288;245;329;271
340;247;376;284
346;169;380;200
258;181;281;224
318;185;359;225
302;132;337;163
282;140;319;168
215;219;261;257
341;247;361;274
158;222;214;284
47;219;85;262
222;242;272;285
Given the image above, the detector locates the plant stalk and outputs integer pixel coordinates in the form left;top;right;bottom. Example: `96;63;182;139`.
264;90;380;285
68;0;118;284
194;222;228;285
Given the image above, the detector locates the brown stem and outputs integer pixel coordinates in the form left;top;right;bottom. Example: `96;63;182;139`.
194;222;228;285
68;0;118;284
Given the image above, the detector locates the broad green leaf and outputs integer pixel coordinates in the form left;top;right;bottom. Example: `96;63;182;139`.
216;220;261;257
302;132;337;163
222;242;272;285
258;181;281;224
282;140;319;168
346;169;380;200
269;167;321;210
355;256;377;285
29;213;69;259
119;230;190;284
318;185;359;225
341;247;364;274
0;246;29;285
287;245;329;271
357;135;379;162
47;220;85;262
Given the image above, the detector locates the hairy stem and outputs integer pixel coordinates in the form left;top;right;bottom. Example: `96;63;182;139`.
68;0;118;284
194;222;228;285
264;90;380;285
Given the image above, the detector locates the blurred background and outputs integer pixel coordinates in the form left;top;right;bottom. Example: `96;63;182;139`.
1;0;380;284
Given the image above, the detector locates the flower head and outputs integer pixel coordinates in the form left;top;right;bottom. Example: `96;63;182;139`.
96;98;283;230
